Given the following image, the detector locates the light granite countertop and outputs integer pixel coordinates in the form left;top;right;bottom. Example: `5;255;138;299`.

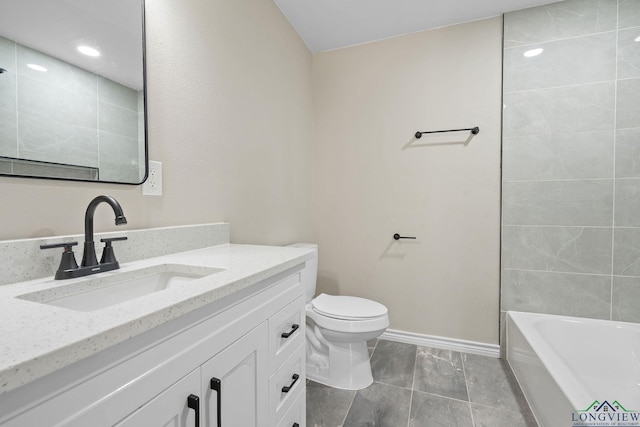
0;243;315;395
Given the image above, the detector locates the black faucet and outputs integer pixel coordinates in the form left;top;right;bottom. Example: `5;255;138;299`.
81;195;127;267
40;195;129;280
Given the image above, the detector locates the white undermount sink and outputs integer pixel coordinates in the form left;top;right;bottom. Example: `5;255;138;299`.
17;264;224;312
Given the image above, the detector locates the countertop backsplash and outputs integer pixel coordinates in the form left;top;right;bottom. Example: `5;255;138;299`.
0;223;230;286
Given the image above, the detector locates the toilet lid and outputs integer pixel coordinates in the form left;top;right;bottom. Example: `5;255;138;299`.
312;293;388;320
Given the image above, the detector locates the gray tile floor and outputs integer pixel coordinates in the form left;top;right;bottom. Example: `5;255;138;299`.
306;339;538;427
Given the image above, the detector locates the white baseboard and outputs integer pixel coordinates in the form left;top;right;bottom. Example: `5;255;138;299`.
380;329;500;358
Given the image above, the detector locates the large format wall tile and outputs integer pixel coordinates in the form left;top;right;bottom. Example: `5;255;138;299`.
502;226;612;274
617;27;640;79
503;82;615;137
0;36;15;72
501;269;611;318
17;75;97;128
503;131;613;181
98;77;138;111
616;78;640;129
18;112;98;167
615;128;640;177
504;0;617;47
612;276;640;322
99;102;139;138
17;46;96;97
0;62;17;157
99;131;140;182
615;178;640;226
502;180;613;226
619;0;640;28
613;227;640;276
503;32;616;93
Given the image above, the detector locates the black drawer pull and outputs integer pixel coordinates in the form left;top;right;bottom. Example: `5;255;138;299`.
281;324;299;339
210;377;222;427
187;394;200;427
293;424;300;427
281;374;300;393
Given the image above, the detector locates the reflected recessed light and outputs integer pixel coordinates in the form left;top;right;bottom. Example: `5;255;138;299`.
635;35;640;42
27;63;47;72
77;45;100;57
524;48;544;57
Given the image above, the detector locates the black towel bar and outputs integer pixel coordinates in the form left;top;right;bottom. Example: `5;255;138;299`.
415;127;479;139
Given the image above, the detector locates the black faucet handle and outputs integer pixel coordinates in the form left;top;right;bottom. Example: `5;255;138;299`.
40;241;79;250
40;241;79;274
99;237;127;264
100;237;128;244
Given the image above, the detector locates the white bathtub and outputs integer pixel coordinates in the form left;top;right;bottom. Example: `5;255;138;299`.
506;311;640;427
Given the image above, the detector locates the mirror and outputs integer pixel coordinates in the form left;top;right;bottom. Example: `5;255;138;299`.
0;0;147;184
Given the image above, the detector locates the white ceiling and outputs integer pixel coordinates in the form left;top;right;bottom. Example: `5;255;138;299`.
273;0;562;52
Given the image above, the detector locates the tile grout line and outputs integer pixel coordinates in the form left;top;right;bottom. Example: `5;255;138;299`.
610;0;620;322
460;353;476;427
339;390;357;427
503;28;623;50
407;345;419;427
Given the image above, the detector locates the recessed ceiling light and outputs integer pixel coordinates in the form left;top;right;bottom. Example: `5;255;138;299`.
77;45;100;57
524;48;544;58
27;64;47;72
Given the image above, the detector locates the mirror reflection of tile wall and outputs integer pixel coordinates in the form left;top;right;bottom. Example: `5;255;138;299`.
500;0;640;339
0;35;144;182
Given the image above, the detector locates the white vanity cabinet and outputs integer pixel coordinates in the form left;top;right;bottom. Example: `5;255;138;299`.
0;268;306;427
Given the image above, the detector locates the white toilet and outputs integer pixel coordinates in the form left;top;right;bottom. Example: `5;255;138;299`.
289;243;389;390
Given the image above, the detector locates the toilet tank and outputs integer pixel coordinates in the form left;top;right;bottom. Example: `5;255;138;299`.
287;243;318;302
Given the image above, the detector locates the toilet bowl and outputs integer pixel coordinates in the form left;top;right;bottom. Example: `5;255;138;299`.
288;243;390;390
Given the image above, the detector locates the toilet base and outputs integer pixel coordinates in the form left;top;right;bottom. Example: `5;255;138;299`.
306;324;377;390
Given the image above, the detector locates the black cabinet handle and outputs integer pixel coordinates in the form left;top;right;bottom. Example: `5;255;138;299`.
281;374;300;393
281;324;299;339
210;377;222;427
293;424;300;427
187;394;200;427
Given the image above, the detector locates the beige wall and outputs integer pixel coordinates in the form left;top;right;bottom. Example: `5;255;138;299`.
312;17;503;344
0;0;314;245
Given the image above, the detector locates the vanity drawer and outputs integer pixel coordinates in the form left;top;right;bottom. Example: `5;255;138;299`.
269;343;305;425
276;389;305;427
269;295;305;371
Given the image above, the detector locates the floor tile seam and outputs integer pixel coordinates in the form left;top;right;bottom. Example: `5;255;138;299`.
372;379;413;392
339;388;357;427
407;345;419;427
460;354;476;426
468;400;532;416
411;388;472;405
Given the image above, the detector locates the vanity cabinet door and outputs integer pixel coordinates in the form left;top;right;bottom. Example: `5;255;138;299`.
114;369;201;427
201;322;269;427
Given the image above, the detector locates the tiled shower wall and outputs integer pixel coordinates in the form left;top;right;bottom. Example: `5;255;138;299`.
0;35;143;182
501;0;640;328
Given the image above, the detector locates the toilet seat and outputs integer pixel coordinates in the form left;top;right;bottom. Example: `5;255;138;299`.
306;294;390;334
312;293;387;320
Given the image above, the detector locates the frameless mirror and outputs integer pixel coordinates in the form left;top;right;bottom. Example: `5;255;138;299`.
0;0;147;184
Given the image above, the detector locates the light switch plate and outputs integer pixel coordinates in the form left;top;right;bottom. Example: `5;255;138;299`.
142;161;162;196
